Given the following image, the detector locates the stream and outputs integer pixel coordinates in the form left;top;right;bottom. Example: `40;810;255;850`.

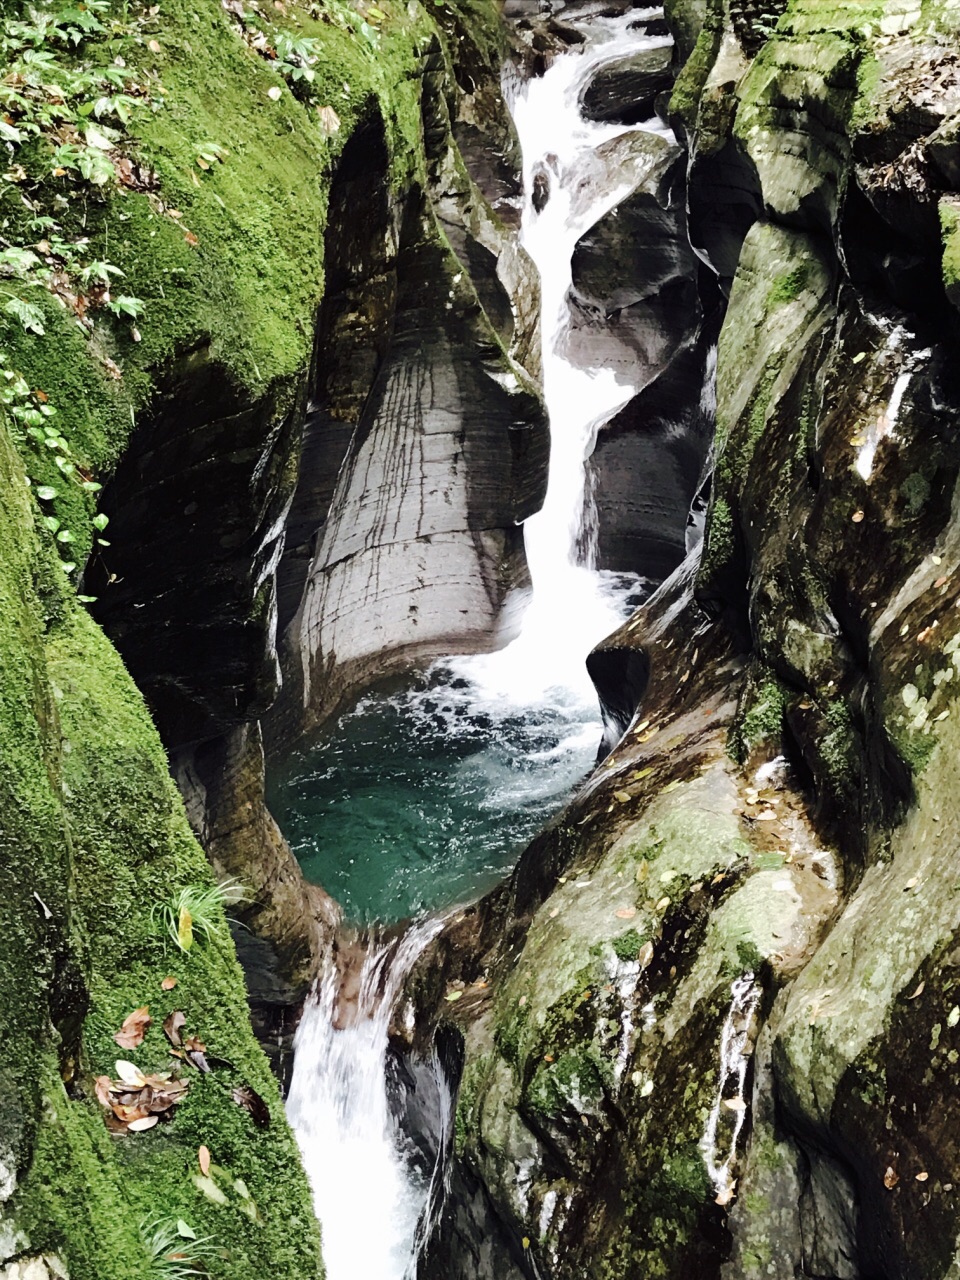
281;11;675;1277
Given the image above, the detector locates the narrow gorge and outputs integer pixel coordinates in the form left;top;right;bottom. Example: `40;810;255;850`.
2;0;960;1279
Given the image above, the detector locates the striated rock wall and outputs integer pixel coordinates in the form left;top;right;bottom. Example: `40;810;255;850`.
420;2;960;1277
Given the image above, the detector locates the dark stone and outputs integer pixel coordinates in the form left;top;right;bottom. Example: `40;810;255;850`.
88;350;303;751
581;44;676;125
590;326;721;582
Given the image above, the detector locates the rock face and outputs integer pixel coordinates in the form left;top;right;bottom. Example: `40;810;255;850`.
580;44;676;123
565;124;720;582
267;21;548;742
418;2;960;1277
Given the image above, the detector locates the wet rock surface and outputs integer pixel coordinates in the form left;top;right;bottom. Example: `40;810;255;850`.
413;2;960;1277
580;44;676;123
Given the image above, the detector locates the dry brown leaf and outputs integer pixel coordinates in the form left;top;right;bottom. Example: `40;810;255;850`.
723;1097;747;1112
147;38;161;52
884;1166;899;1189
638;940;655;970
909;981;925;999
114;1006;151;1049
163;1010;186;1048
615;907;637;920
916;1171;929;1182
161;976;177;991
232;1084;271;1128
852;510;865;523
199;1144;211;1175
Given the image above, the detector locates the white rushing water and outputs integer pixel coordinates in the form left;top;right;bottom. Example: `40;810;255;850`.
286;921;444;1280
447;9;673;710
287;14;676;1279
699;973;761;1206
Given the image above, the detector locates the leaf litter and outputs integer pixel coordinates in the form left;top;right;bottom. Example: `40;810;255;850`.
114;1005;151;1049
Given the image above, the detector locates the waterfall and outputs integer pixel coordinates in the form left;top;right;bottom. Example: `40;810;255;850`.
286;920;444;1280
448;10;674;709
285;13;677;1277
699;973;761;1206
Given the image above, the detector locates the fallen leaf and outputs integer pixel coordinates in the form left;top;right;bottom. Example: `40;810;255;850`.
549;908;560;919
916;1171;929;1182
615;907;637;920
884;1166;899;1189
198;1144;211;1175
909;981;925;999
444;989;463;1003
316;105;340;135
655;896;670;912
232;1084;271;1128
267;85;282;100
184;1035;211;1073
163;1010;186;1048
723;1097;747;1112
852;510;865;523
904;878;918;890
177;1220;197;1240
127;1115;158;1132
161;976;177;991
148;38;161;52
114;1006;151;1049
755;808;777;822
638;940;655;970
935;576;949;589
177;905;193;951
614;791;631;804
183;231;199;247
115;1060;147;1087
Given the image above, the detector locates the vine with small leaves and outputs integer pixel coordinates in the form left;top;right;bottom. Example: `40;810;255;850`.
2;350;108;593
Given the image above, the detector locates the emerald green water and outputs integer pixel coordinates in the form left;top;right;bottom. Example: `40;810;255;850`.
266;666;609;925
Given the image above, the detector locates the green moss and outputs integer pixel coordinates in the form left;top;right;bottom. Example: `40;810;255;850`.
767;265;809;307
730;669;789;762
699;493;736;586
820;697;859;796
526;1047;608;1119
940;198;960;301
668;23;720;131
610;928;647;962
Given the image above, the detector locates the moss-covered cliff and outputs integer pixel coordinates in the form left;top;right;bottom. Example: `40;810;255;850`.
0;0;528;1273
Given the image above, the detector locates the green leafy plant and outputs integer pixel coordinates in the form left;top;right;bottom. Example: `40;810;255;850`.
0;0;152;332
140;1216;215;1280
153;878;250;953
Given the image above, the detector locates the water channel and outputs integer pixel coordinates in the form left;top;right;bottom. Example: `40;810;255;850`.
280;12;675;1276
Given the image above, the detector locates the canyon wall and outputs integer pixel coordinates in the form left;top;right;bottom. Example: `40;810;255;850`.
422;2;960;1277
0;0;540;1272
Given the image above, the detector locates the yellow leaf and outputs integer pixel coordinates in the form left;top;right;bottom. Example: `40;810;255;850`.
444;989;463;1003
522;1237;530;1250
178;905;194;951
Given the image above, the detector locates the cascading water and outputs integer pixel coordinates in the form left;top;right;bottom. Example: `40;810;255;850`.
284;12;677;1277
286;921;444;1280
